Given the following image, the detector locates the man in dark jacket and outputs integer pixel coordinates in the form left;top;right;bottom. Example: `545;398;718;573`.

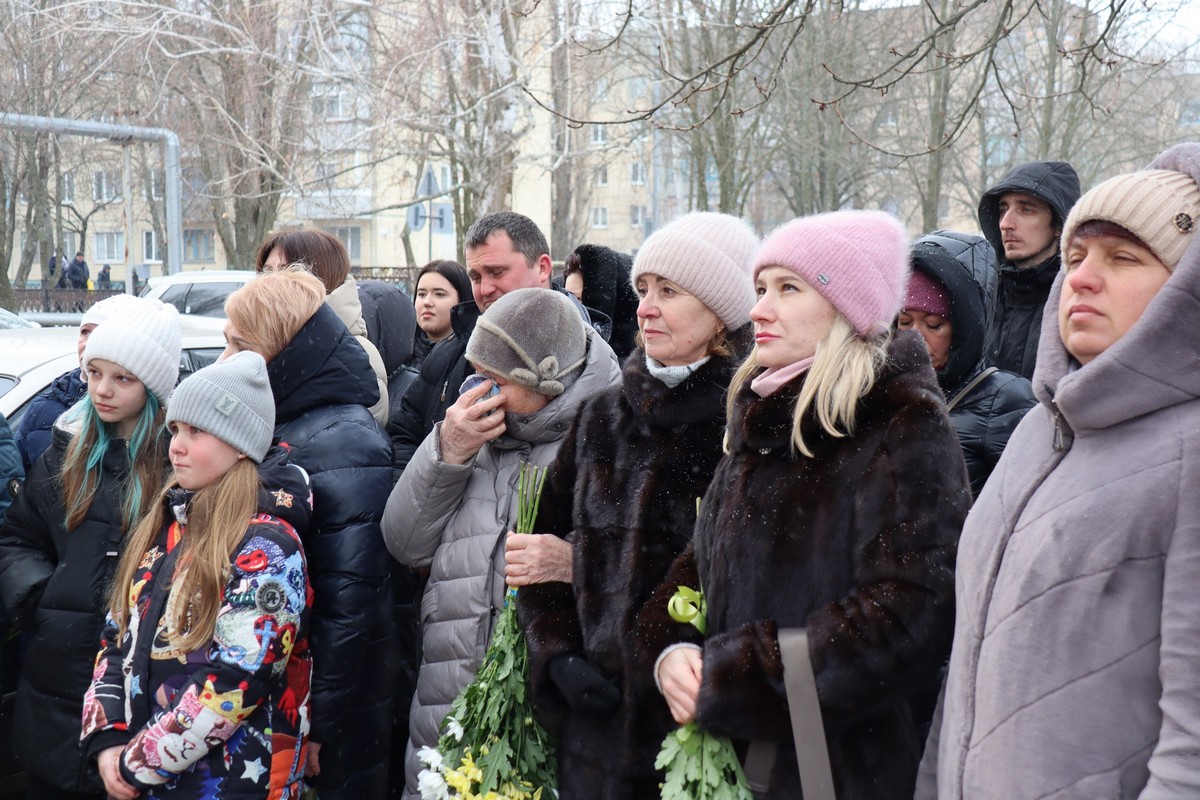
64;251;90;289
977;160;1081;379
388;212;604;473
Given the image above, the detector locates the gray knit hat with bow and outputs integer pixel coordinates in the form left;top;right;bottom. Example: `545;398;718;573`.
465;288;588;397
166;351;275;462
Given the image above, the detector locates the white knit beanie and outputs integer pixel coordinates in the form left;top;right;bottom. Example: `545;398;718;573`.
80;293;144;329
465;288;588;397
167;351;275;462
1061;169;1200;271
630;212;758;328
83;297;182;404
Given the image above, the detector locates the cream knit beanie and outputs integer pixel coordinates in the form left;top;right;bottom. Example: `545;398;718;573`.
83;297;182;403
630;212;758;328
1061;169;1200;271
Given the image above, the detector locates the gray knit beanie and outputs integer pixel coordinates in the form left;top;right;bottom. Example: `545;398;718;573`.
1061;169;1200;271
166;351;275;462
630;211;758;328
83;297;182;403
465;288;588;397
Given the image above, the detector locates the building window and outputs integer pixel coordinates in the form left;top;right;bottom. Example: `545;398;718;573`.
591;126;607;146
595;166;608;187
315;162;338;190
1182;99;1200;127
630;204;646;229
591;206;608;229
630;162;645;186
61;171;75;205
95;231;124;261
146;171;164;201
312;91;345;119
143;230;162;263
184;229;215;262
93;170;121;202
329;226;362;261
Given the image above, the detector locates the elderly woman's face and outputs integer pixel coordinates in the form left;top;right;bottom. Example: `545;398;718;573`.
635;274;722;367
476;368;551;415
1059;233;1171;366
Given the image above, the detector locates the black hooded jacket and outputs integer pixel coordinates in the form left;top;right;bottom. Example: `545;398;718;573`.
911;231;1036;498
266;304;402;791
977;161;1081;379
571;244;640;362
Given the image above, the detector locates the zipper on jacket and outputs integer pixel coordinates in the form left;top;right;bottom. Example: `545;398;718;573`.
439;379;448;403
1051;401;1072;451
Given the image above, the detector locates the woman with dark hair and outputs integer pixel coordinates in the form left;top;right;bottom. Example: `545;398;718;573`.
223;270;397;800
641;210;970;799
919;144;1200;799
257;229;389;425
410;260;472;369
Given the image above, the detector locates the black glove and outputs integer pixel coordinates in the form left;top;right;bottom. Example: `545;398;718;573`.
548;655;621;714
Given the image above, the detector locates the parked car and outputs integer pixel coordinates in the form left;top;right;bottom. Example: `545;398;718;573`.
0;309;37;331
0;320;227;424
139;269;255;317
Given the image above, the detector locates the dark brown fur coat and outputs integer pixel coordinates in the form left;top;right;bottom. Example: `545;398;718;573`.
633;331;970;800
518;343;744;799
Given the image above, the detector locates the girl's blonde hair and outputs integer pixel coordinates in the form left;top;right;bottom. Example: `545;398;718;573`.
726;315;891;457
110;458;261;651
224;268;326;361
61;394;168;532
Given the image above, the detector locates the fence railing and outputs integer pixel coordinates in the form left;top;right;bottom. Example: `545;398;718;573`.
12;289;124;314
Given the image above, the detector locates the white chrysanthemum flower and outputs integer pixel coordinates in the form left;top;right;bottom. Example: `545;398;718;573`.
417;768;450;800
445;717;465;742
417;746;444;771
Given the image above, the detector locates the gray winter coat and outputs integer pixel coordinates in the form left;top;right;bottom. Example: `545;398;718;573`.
382;328;620;799
917;143;1200;799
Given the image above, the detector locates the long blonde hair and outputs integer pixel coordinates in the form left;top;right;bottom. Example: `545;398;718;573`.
727;315;891;457
110;458;260;652
224;268;326;361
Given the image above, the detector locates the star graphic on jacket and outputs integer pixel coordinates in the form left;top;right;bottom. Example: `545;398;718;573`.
272;489;294;508
242;757;267;783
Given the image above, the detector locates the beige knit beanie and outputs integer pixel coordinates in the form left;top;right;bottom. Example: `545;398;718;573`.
630;212;758;328
1061;169;1200;270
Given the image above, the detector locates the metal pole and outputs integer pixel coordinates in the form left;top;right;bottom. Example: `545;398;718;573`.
0;112;184;278
123;145;134;292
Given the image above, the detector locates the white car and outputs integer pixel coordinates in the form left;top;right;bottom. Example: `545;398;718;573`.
0;308;38;330
138;269;255;317
0;320;228;424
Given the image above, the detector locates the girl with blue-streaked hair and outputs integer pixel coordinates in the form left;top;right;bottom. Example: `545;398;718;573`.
0;298;181;800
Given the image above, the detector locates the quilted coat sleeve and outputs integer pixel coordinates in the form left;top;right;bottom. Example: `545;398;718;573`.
0;414;21;526
0;447;62;629
977;375;1036;491
517;419;583;731
382;426;473;568
696;399;969;739
1138;452;1200;796
115;522;309;790
298;417;393;744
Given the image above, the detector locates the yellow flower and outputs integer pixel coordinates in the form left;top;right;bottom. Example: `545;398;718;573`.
444;767;473;795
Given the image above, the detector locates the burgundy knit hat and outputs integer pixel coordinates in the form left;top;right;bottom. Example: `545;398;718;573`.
904;270;951;317
754;210;912;338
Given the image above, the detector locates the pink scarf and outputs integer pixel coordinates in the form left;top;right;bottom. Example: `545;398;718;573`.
750;357;814;398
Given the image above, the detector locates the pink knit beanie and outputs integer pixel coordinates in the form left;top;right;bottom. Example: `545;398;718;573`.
904;270;951;317
754;210;911;338
631;212;758;328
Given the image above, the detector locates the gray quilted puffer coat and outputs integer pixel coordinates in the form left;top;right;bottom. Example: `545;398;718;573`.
382;328;620;799
917;142;1200;799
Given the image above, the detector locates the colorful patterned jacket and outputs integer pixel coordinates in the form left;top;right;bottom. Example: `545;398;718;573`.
81;447;314;799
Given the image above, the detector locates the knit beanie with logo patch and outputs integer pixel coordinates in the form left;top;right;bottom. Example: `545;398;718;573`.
166;350;275;462
82;297;182;404
630;212;758;329
1061;169;1200;271
465;288;588;397
754;210;912;338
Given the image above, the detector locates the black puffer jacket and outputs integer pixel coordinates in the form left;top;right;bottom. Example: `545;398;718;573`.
0;423;169;793
977;160;1081;379
519;328;750;799
12;367;86;471
267;303;401;796
911;232;1036;498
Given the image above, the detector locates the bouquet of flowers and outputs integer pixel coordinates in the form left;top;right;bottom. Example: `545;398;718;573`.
655;586;753;800
417;463;557;800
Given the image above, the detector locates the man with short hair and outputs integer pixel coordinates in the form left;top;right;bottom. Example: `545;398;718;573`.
64;251;90;289
389;212;609;473
977;161;1081;379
